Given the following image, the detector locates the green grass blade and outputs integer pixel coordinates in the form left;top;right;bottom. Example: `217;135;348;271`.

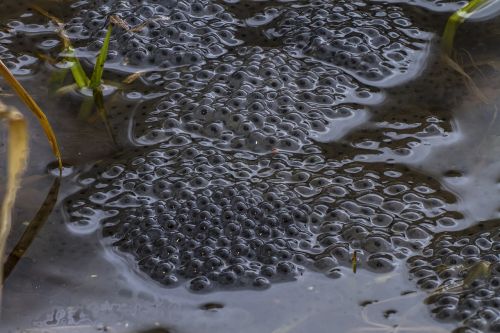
65;48;90;89
78;96;95;120
70;62;90;89
31;4;90;89
90;24;112;89
442;0;493;55
93;87;117;145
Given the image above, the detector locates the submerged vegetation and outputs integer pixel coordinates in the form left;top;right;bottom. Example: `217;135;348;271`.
62;23;116;141
0;57;63;304
441;0;494;56
0;4;114;301
3;177;60;280
0;102;28;304
33;5;116;141
440;0;495;103
0;60;62;172
0;49;63;300
31;5;112;91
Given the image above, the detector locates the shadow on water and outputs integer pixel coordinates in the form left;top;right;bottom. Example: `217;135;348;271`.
136;329;172;333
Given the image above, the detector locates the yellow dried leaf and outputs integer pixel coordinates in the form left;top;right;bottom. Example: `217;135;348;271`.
443;55;488;104
0;102;28;296
110;15;130;30
123;71;146;84
352;250;358;274
0;59;63;173
463;261;491;288
31;4;70;49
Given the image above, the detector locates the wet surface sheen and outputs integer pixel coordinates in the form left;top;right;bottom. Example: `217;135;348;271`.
1;0;500;332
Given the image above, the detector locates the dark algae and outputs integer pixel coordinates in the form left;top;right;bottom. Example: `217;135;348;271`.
1;0;500;332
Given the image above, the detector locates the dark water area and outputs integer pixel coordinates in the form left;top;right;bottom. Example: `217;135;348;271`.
1;0;500;332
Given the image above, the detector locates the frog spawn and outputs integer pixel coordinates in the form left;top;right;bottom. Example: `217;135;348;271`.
372;0;467;12
408;220;500;332
123;1;461;157
261;0;430;87
314;47;467;161
62;0;239;71
130;47;378;152
38;0;468;320
0;27;43;75
65;138;461;291
2;0;440;157
318;110;452;162
4;0;235;74
0;1;75;75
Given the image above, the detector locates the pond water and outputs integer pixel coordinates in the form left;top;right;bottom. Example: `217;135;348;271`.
1;0;500;332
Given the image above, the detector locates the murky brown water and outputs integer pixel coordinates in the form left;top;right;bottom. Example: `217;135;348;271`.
1;0;500;332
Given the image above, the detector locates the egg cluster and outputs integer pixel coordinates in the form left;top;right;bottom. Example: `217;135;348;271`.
262;1;429;86
60;0;239;70
129;47;377;152
378;0;467;11
408;220;500;332
0;1;80;75
1;0;493;330
316;51;465;160
65;137;461;291
0;26;42;75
